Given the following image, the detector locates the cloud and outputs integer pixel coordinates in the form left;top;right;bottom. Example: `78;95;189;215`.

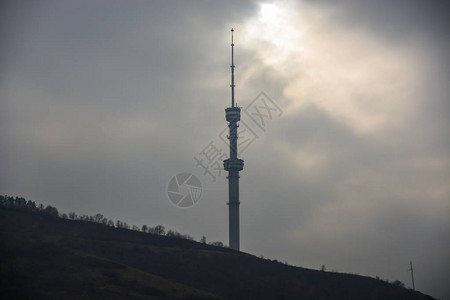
239;1;437;132
235;2;449;297
0;0;448;298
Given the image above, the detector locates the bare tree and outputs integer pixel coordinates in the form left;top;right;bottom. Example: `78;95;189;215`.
153;225;165;235
209;241;224;247
68;212;77;220
94;213;104;223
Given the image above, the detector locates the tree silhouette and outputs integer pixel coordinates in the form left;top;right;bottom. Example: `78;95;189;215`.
43;205;58;217
0;195;217;244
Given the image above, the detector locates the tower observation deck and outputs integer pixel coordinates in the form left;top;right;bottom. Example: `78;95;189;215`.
224;29;244;251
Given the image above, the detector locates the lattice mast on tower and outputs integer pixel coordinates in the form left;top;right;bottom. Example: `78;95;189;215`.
224;28;244;251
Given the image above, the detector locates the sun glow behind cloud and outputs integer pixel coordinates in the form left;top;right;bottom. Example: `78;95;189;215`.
244;2;305;65
241;1;421;132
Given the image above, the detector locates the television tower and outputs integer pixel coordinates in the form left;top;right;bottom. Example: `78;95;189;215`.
224;28;244;251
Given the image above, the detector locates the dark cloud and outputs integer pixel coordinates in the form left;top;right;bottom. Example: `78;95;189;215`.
305;0;450;42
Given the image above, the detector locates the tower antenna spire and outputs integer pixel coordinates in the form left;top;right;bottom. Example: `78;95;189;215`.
230;28;235;108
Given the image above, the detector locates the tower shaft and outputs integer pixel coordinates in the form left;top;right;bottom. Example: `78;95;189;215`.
224;29;243;251
228;170;240;250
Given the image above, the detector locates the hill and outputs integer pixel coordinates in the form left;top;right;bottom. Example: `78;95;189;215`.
0;207;436;300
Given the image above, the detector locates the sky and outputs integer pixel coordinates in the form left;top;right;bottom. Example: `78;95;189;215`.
1;0;449;298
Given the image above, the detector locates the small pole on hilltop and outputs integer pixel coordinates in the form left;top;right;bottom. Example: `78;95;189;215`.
409;261;415;290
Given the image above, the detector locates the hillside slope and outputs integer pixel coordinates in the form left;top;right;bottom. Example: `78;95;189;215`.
0;208;436;300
